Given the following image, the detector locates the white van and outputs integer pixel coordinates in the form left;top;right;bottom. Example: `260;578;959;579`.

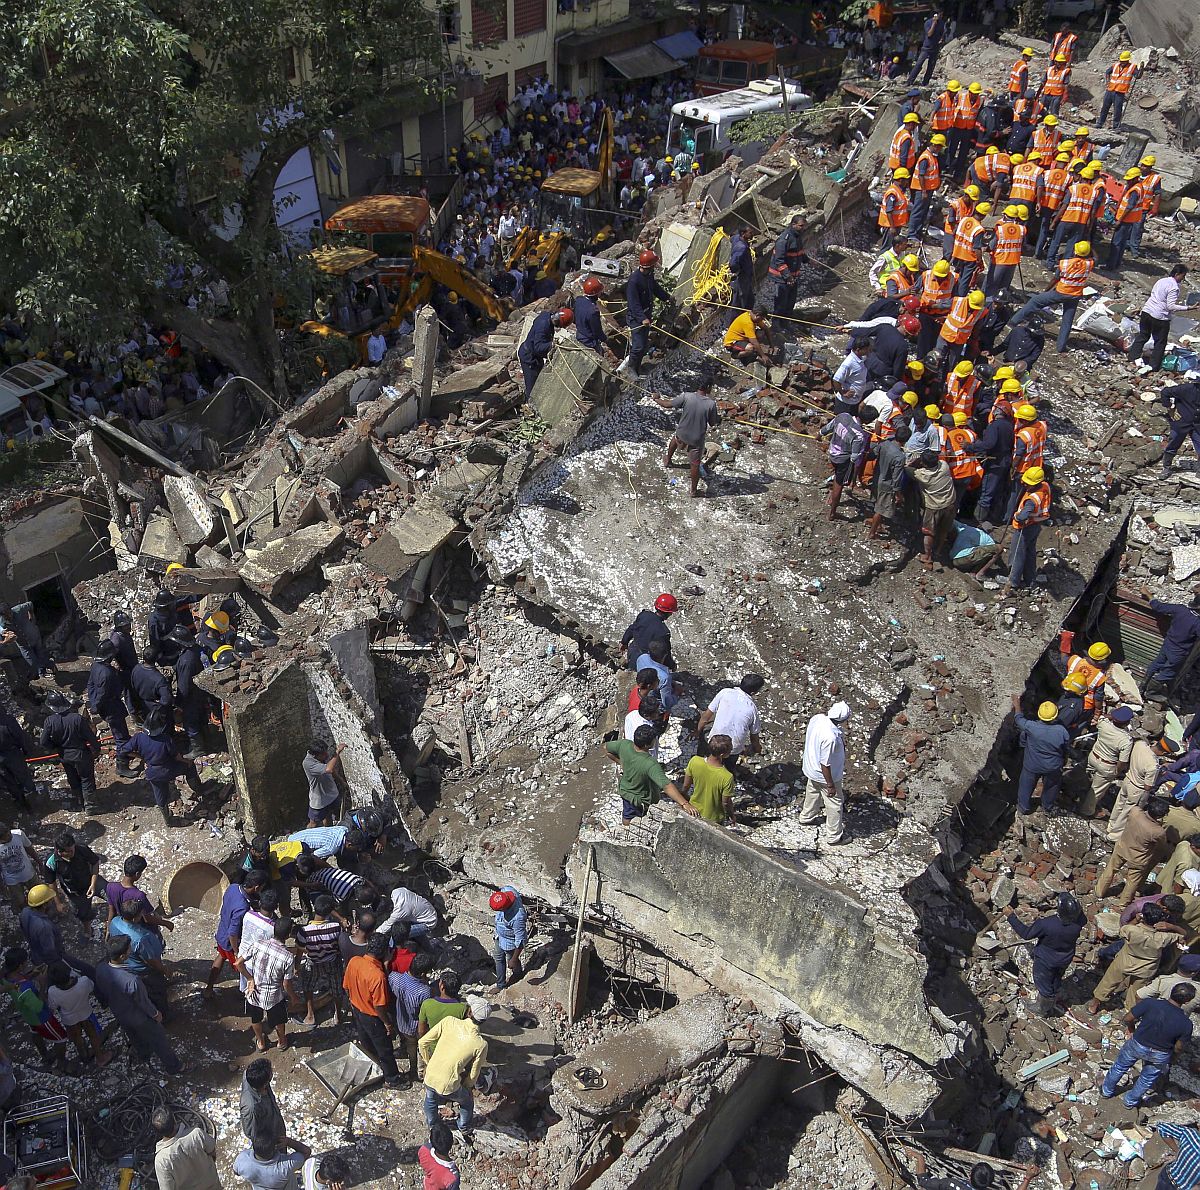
667;78;811;162
0;360;67;443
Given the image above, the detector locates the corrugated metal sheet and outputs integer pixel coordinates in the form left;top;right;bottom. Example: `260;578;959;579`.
604;44;682;80
654;30;703;59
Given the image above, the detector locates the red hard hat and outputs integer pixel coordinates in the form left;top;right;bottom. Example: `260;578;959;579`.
490;890;516;911
639;249;659;267
900;294;921;314
582;276;602;297
556;307;574;326
654;592;678;613
898;314;921;335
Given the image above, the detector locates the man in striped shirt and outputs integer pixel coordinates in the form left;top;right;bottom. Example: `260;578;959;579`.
388;952;434;1079
296;896;344;1027
1157;1122;1200;1189
294;855;363;908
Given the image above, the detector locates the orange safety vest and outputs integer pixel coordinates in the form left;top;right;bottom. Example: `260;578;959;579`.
943;193;971;235
953;91;982;130
1141;172;1162;215
1009;162;1043;204
1072;136;1093;163
1061;180;1099;223
951;215;985;263
947;427;982;482
1041;167;1070;211
944;372;980;419
1108;60;1137;93
878;184;910;228
1031;126;1061;157
918;269;955;317
992;219;1026;266
889;127;917;171
911;148;941;191
1066;654;1105;711
1055;255;1094;297
940;296;985;345
1008;59;1029;95
931;91;957;132
1042;64;1071;97
1050;30;1078;63
1013;96;1041;124
1117;181;1147;223
885;268;918;298
971;154;999;185
1012;482;1052;531
1013;420;1046;471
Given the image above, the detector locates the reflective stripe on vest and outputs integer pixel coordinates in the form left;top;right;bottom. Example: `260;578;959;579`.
1041;168;1070;210
947;428;981;479
911;149;941;191
1061;181;1098;223
993;220;1026;266
919;270;955;316
1043;64;1070;96
885;269;917;298
1008;60;1028;93
1141;173;1162;214
952;216;984;262
953;92;982;129
944;373;980;418
931;92;956;131
1051;31;1078;62
1118;182;1147;223
1031;127;1061;157
878;185;910;228
972;155;997;185
889;128;916;171
1109;61;1137;93
1010;163;1042;203
941;297;983;344
1015;420;1046;471
943;194;970;234
1055;256;1093;297
1012;483;1052;530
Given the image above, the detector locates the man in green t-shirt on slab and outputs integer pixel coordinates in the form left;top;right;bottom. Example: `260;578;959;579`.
606;725;700;827
681;734;736;824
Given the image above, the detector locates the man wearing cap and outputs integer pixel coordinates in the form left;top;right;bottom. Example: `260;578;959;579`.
620;596;677;672
87;641;135;778
490;886;527;990
1006;466;1051;592
1158;372;1200;480
1108;711;1166;842
118;707;205;826
799;702;851;845
39;692;100;815
1143;596;1200;691
1065;641;1111;721
1098;49;1139;129
1082;706;1136;817
622;250;670;377
1007;892;1083;1015
906;6;946;86
1011;693;1070;816
1101;983;1195;1107
146;590;178;653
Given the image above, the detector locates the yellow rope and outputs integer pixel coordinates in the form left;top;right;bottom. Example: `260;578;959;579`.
688;228;733;308
696;298;841;331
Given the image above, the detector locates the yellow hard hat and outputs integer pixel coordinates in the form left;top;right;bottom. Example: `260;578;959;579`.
975;201;992;216
969;82;983;94
902;390;919;406
1060;140;1076;151
534;170;542;178
986;145;998;156
1055;152;1070;163
907;360;926;376
1062;673;1088;694
947;79;962;92
903;112;920;124
1141;154;1156;167
1044;114;1058;127
212;644;237;667
1075;240;1091;256
967;290;986;310
1038;702;1058;722
1082;162;1101;179
1021;47;1033;57
1004;204;1019;217
994;366;1015;381
964;184;981;200
953;411;969;427
933;260;952;277
1119;50;1132;62
893;167;911;180
1123;167;1142;182
930;133;948;147
1017;204;1030;219
27;884;56;908
1054;52;1068;62
1022;466;1045;485
205;610;231;633
1015;402;1037;420
954;360;975;377
1088;642;1112;661
1010;153;1024;164
924;403;942;419
165;562;184;575
902;254;920;270
1075;126;1090;137
664;155;673;163
1002;379;1024;395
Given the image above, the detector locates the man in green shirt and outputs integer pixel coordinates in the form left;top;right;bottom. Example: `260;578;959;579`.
682;734;736;824
418;970;469;1038
605;725;699;827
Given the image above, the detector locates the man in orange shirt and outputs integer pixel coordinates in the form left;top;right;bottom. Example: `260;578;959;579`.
343;935;404;1086
1105;168;1148;273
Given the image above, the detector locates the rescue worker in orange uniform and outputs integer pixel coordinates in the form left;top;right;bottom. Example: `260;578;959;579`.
944;411;983;508
908;134;945;239
1098;50;1139;129
1049;26;1079;65
942;183;981;261
1063;642;1111;719
1007;467;1052;592
930;80;960;139
1008;153;1045;247
889;113;919;174
1130;154;1160;256
1033;152;1072;258
1105;168;1148;273
915;259;955;356
1007;48;1034;99
950;200;992;296
1038;53;1072;116
1045;161;1104;261
985;204;1027;298
1007;402;1047;520
948;81;985;180
1029;113;1061;159
943;359;981;422
937;290;990;369
877;167;911;249
1008;240;1106;353
970;145;1012;203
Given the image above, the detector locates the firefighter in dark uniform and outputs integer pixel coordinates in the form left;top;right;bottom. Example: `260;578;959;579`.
729;229;755;312
146;590;178;653
130;648;173;720
87;640;135;778
171;625;208;759
110;610;138;715
0;702;35;812
39;690;100;814
769;214;808;330
621;249;671;378
517;307;573;398
575;277;618;364
118;706;204;826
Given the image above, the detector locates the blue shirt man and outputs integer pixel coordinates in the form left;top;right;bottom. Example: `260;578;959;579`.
110;914;165;974
1013;698;1071;815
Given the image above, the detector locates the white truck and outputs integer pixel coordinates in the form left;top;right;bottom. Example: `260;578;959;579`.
666;78;811;165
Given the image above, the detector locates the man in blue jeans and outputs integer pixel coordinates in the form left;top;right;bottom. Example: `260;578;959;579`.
1101;984;1195;1107
491;887;527;991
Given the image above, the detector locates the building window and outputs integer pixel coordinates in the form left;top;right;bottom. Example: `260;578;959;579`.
514;60;547;90
513;0;546;36
470;0;507;45
475;73;509;124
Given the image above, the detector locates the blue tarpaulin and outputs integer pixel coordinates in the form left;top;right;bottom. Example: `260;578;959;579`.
655;30;704;60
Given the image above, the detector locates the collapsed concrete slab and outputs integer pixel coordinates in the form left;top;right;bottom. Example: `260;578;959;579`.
138;514;187;571
362;503;458;587
238;520;344;600
163;473;216;547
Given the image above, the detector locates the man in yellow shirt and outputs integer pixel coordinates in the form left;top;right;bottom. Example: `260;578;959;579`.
723;308;775;365
682;734;736;823
418;1009;489;1131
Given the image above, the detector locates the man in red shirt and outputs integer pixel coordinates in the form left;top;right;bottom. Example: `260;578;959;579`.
418;1124;460;1190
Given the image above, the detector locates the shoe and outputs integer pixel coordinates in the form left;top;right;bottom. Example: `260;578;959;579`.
1161;461;1174;478
384;1076;407;1089
159;807;174;826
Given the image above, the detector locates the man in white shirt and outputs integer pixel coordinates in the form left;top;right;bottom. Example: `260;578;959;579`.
379;884;439;938
1128;265;1197;374
799;701;852;845
832;341;870;403
697;675;764;765
623;692;666;760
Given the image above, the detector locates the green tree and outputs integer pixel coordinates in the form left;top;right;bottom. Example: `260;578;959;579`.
0;0;444;398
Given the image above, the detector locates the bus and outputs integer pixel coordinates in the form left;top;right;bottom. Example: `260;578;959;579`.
667;79;810;167
695;39;847;97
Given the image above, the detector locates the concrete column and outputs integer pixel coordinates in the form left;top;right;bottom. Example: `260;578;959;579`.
412;306;439;420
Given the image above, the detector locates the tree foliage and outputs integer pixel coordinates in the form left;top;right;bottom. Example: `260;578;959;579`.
729;110;799;146
0;0;444;396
